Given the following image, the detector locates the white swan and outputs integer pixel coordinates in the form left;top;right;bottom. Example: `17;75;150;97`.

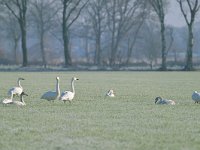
2;91;14;104
13;92;28;106
41;77;60;102
8;78;25;96
59;77;79;103
192;91;200;103
106;89;115;97
155;97;175;105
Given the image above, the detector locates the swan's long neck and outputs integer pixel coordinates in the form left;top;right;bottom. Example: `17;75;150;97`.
56;79;60;97
20;95;25;104
18;79;22;88
71;79;75;94
10;92;13;100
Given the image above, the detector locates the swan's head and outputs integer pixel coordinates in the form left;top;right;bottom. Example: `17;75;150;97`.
18;77;25;81
110;90;114;93
72;77;79;81
108;89;114;94
56;77;60;80
155;97;162;104
106;89;115;97
21;92;28;96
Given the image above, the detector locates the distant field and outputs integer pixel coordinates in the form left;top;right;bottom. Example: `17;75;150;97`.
0;71;200;150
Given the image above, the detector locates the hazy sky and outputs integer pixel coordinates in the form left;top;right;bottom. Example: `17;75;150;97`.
166;1;185;27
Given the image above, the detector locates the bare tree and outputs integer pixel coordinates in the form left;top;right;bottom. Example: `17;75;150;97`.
143;21;161;69
149;0;169;70
1;0;29;67
6;14;21;64
87;0;106;65
0;10;21;64
30;0;59;68
106;0;145;66
125;3;147;65
177;0;200;70
61;0;88;67
166;27;174;57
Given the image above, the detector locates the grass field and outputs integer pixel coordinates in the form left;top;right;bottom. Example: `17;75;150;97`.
0;71;200;150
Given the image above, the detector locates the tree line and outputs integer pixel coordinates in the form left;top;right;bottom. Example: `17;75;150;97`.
0;0;199;71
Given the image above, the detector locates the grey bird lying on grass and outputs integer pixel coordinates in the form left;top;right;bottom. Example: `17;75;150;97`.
155;96;175;105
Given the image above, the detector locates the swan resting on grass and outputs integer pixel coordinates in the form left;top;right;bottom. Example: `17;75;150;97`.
155;97;175;105
59;77;79;103
41;77;60;102
2;91;14;104
2;92;28;106
192;91;200;103
8;77;25;96
106;89;115;97
13;92;28;106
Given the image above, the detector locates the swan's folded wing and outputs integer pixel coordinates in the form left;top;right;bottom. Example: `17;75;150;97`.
2;99;13;104
41;91;56;100
192;92;200;101
8;87;22;96
60;91;74;100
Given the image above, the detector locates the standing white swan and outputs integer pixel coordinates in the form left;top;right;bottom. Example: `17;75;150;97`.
8;78;25;96
13;92;28;106
192;91;200;103
155;97;175;105
59;77;79;103
41;77;60;102
105;89;115;97
2;91;14;104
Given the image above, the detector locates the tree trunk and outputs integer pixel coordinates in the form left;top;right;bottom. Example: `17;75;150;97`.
160;19;167;70
62;1;72;67
40;32;47;68
95;35;101;65
20;21;28;67
63;27;72;67
185;26;193;70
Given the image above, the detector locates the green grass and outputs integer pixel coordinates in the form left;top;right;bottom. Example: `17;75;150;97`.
0;71;200;150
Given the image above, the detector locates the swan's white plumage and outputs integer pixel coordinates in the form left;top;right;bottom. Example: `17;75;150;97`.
41;77;60;101
59;77;79;103
2;98;13;104
8;78;24;96
60;91;74;101
192;91;200;103
155;97;175;105
8;87;23;96
106;89;115;97
2;91;14;104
